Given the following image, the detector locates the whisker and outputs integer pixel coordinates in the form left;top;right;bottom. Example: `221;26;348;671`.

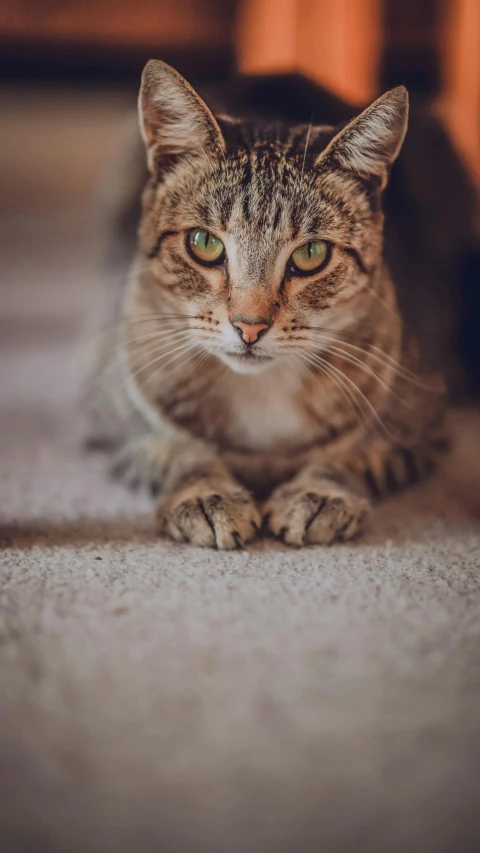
106;313;194;331
308;338;412;406
127;339;198;383
90;335;195;391
301;114;314;178
121;325;221;349
297;351;367;426
81;313;193;344
96;330;193;372
320;357;400;442
307;327;443;391
310;332;408;378
300;350;400;441
81;315;201;357
362;279;399;316
120;312;193;320
173;346;211;376
126;333;193;363
122;329;195;351
187;346;211;374
287;352;305;385
142;341;202;386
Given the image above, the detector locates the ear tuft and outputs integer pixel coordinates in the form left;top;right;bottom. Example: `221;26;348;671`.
316;86;409;187
139;60;225;174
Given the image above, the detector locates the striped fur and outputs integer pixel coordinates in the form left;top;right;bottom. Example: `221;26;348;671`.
87;60;447;549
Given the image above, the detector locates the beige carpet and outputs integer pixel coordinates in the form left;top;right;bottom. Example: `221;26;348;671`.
1;87;480;853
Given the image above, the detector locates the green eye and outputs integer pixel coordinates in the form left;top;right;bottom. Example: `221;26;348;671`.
291;240;329;273
188;229;225;264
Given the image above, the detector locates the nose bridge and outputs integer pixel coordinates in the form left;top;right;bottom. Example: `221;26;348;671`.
229;281;271;318
226;233;278;335
243;238;273;285
231;230;275;296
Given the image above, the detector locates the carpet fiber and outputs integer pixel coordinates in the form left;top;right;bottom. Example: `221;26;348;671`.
1;88;480;853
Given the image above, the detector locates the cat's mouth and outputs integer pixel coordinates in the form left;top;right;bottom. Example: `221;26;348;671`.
221;349;275;374
225;350;273;363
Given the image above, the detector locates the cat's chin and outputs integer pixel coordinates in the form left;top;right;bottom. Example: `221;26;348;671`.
218;351;276;375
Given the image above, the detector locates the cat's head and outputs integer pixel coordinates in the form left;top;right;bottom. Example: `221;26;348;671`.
136;60;408;375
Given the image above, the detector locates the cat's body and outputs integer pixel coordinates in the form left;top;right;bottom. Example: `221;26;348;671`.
87;61;474;548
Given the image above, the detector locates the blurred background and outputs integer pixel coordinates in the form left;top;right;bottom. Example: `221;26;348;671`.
1;8;479;850
0;0;479;416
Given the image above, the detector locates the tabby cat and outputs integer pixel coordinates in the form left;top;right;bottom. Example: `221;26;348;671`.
88;59;449;549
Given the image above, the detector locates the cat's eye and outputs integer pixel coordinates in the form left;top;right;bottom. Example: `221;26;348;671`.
188;229;225;265
291;240;329;274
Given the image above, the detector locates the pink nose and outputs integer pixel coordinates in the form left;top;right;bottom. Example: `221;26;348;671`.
232;320;270;344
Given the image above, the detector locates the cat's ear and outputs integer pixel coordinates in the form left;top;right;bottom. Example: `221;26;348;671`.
316;87;408;188
139;59;226;174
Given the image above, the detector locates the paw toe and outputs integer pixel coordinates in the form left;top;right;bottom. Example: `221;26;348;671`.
306;495;370;544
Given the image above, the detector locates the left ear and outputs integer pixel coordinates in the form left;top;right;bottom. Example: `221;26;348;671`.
138;59;226;175
316;86;409;189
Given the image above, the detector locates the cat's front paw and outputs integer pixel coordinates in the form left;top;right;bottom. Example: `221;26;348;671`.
264;482;370;546
156;480;261;549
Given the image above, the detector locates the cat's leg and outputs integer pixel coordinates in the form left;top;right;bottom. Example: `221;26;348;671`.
264;436;445;546
344;436;447;499
112;435;261;549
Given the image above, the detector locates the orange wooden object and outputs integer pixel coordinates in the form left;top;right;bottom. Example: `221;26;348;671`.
438;0;480;186
237;0;382;105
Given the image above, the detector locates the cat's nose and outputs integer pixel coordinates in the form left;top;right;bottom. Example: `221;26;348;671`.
232;319;271;345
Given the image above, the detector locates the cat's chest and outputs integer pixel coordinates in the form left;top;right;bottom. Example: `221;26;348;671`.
218;368;319;451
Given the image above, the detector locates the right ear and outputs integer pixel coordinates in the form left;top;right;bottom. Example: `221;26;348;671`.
138;59;226;174
315;86;408;189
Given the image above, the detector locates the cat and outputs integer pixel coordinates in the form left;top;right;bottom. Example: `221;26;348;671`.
86;59;461;549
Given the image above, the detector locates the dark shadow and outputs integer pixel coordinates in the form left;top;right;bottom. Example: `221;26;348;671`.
0;519;156;551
